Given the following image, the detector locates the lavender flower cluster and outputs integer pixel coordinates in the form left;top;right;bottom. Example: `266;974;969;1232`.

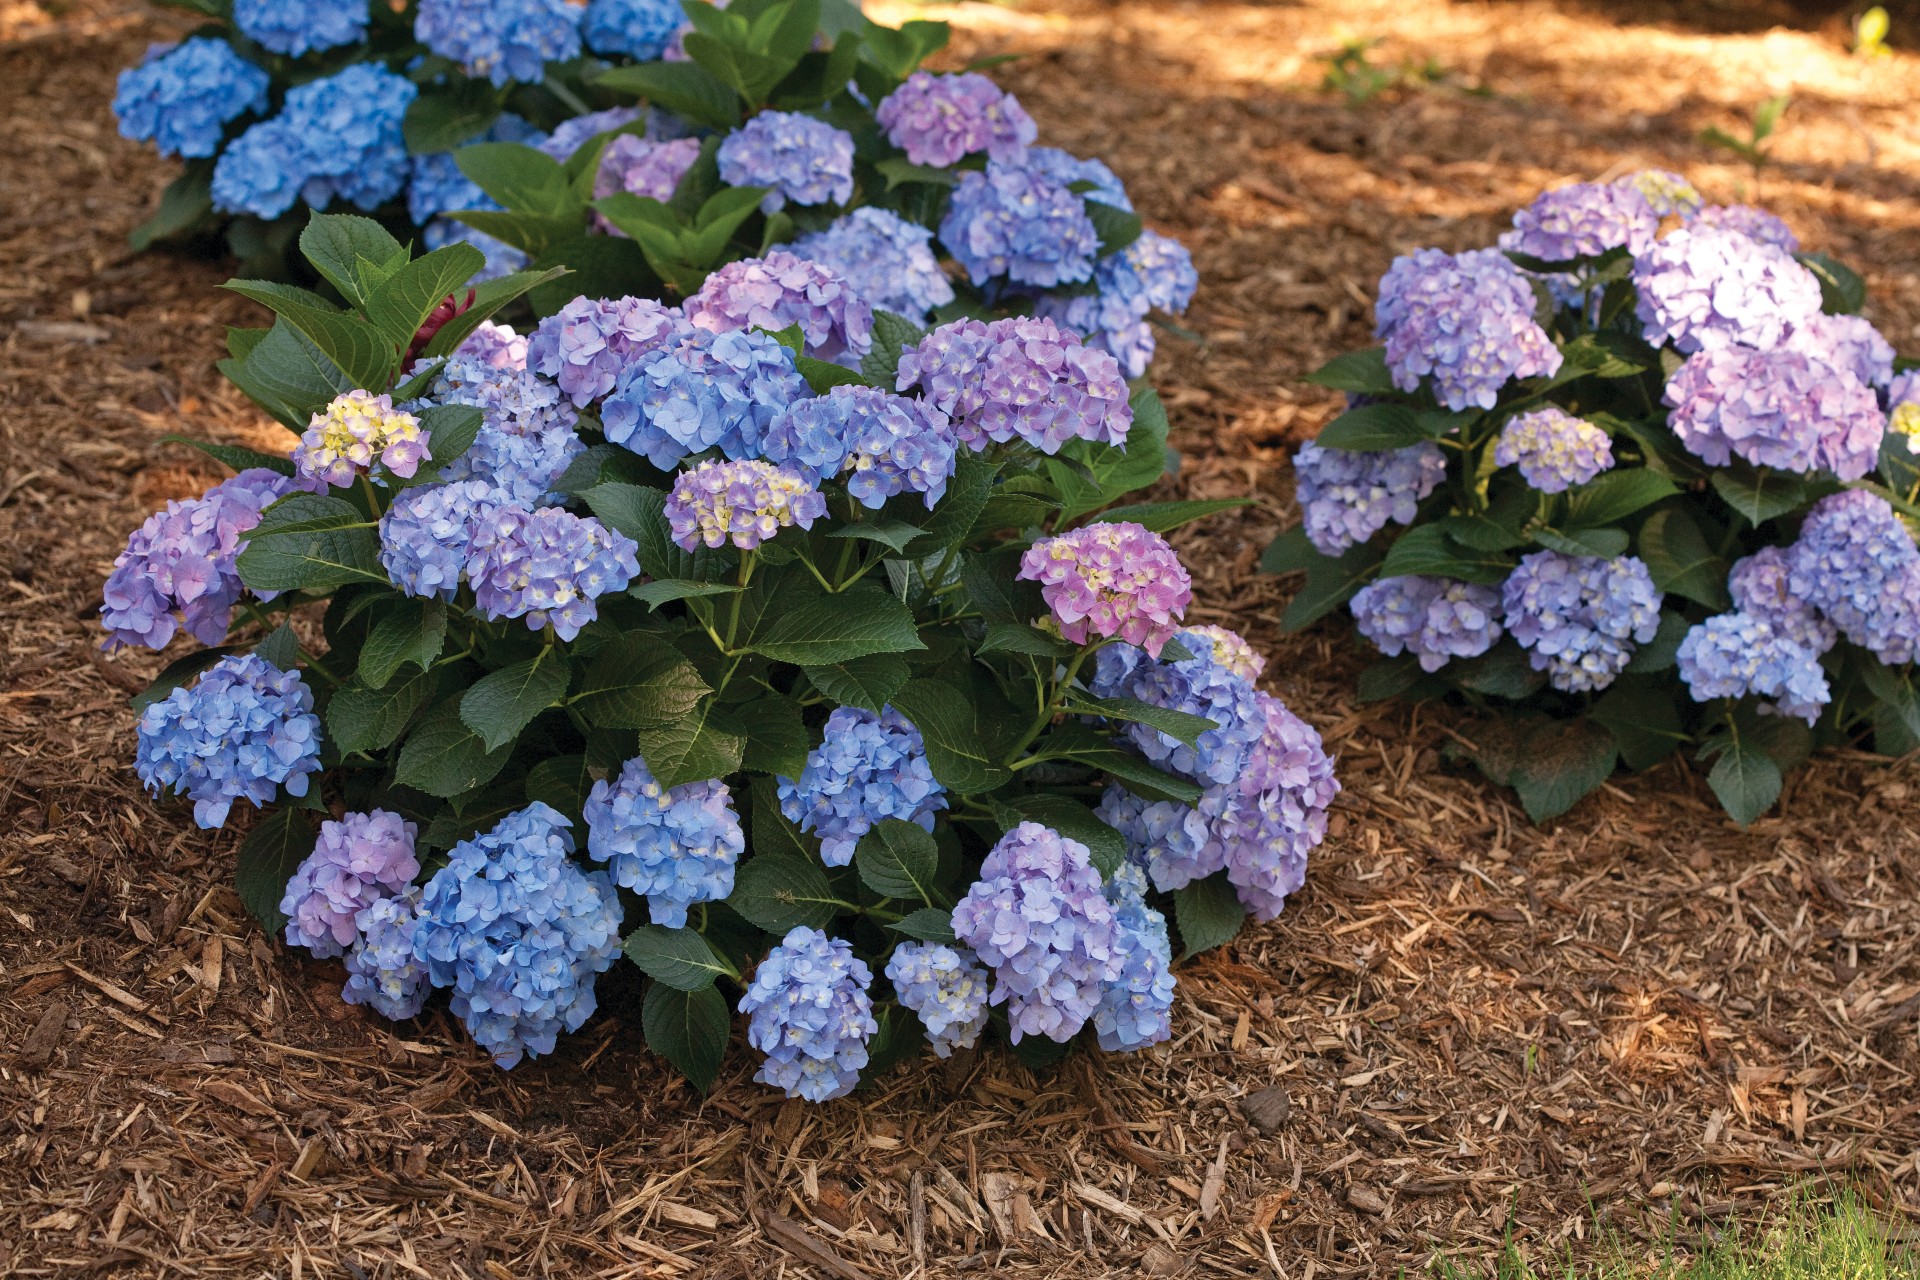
885;942;991;1058
233;0;369;57
415;0;582;87
1493;408;1614;493
602;327;810;467
665;458;826;551
762;385;957;508
1293;440;1446;556
281;810;420;958
896;316;1132;454
789;208;956;328
1375;247;1562;411
716;112;856;213
1350;576;1503;672
1502;551;1663;693
685;252;874;365
114;38;268;160
875;71;1037;168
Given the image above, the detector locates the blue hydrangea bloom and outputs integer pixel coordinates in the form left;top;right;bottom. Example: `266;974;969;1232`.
895;316;1132;453
528;295;693;408
685;251;873;366
716;112;855;212
1025;146;1132;210
1500;181;1659;260
1375;247;1563;411
134;653;322;829
1096;784;1225;893
413;804;623;1068
1493;407;1614;493
1094;863;1176;1053
1350;575;1503;672
1728;547;1836;654
378;479;514;600
281;810;420;958
1292;439;1446;556
215;64;417;217
413;345;583;498
602;327;811;468
583;756;743;928
1501;551;1664;693
789;208;956;327
1632;225;1823;354
885;942;991;1058
1787;489;1920;664
778;706;948;867
467;506;640;641
950;823;1120;1044
739;927;877;1102
761;385;956;507
1035;229;1198;378
415;0;582;87
233;0;369;56
113;38;269;160
582;0;683;59
1090;638;1266;787
939;157;1101;288
407;114;545;224
1665;344;1884;481
1678;612;1831;724
1691;204;1800;253
209;119;305;217
342;893;431;1020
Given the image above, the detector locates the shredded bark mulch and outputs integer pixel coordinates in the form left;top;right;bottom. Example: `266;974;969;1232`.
4;1;1919;1275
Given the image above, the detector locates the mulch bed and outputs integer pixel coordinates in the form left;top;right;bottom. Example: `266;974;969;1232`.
4;0;1920;1275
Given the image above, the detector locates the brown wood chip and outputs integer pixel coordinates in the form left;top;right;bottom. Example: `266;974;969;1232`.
18;1000;70;1069
1238;1085;1291;1134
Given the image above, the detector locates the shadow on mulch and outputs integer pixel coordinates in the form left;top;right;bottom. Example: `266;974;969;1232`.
3;0;1919;1277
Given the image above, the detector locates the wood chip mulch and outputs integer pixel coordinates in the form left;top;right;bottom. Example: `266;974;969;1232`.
4;0;1919;1275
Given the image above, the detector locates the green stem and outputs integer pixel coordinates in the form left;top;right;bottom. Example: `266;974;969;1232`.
542;75;593;116
1001;642;1102;765
723;550;755;649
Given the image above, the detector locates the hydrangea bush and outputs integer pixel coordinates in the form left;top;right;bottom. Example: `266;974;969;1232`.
109;216;1338;1095
1265;172;1920;826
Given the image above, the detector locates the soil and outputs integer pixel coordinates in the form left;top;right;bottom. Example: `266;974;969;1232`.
4;1;1920;1276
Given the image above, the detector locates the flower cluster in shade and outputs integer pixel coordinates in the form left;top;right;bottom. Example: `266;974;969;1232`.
1784;489;1920;665
789;208;956;327
951;823;1120;1044
412;804;622;1067
582;0;684;59
1631;225;1822;354
1664;343;1884;481
293;390;430;489
281;811;420;958
1493;407;1614;493
1350;575;1504;672
529;295;693;408
113;38;268;160
885;942;990;1058
665;458;826;551
716;112;855;213
939;154;1101;289
1500;181;1659;261
1375;247;1563;411
101;468;292;651
1692;204;1799;253
1094;636;1263;786
874;71;1037;168
739;927;877;1102
593;135;702;228
1018;522;1193;658
414;0;582;87
413;342;583;501
762;385;957;508
604;328;811;467
212;63;415;218
1501;551;1663;693
1093;863;1176;1052
1677;612;1831;724
685;252;874;365
583;756;743;928
134;653;321;829
1292;439;1446;556
896;316;1132;453
778;706;948;867
233;0;369;56
467;505;640;641
1035;229;1199;379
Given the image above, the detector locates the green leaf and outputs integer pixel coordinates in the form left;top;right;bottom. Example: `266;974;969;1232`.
1624;610;1690;674
395;700;515;798
885;907;958;945
976;622;1073;659
624;926;737;991
747;587;925;664
1281;540;1382;630
460;652;569;752
888;678;1012;794
392;404;485;487
328;668;436;755
1563;469;1678;528
731;850;840;933
593;60;745;131
908;450;999;550
1088;498;1250;534
1377;525;1511;586
861;310;928;386
218;320;353;431
574;642;711;728
1303;347;1395;394
1557;330;1650;378
130;163;214;252
253;621;300;672
635;701;745;788
1705;734;1782;827
359;599;448;688
1260;527;1317;575
1441;485;1537;552
1863;661;1920;743
221;280;393;391
1589;682;1686;772
797;355;872;393
855;819;941;903
404;80;502;155
1313;403;1432;451
1175;874;1246;959
580;482;731;582
859;16;949;78
1509;718;1618;823
874;157;958;190
421;265;572;359
1086;200;1143;255
298;215;404;307
235;494;385;593
738;695;811;778
525;753;593;819
161;434;294;477
1797;251;1865;316
1532;525;1631;559
826;519;923;555
802;654;909;713
642;982;731;1093
361;245;489;354
234;806;316;933
1638;507;1731;609
1001;795;1126;878
1709;466;1813;526
631;580;740;608
1028;723;1203;804
1071;694;1217;748
455;142;578;216
1447;642;1547;699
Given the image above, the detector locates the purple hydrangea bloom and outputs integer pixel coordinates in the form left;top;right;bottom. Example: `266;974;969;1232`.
1350;575;1503;672
527;295;693;408
1089;633;1263;785
134;653;322;829
1182;624;1265;681
874;70;1037;167
233;0;369;56
281;810;420;958
342;893;430;1021
457;321;529;371
740;927;878;1102
582;0;683;59
1375;247;1563;411
1623;170;1703;218
113;37;269;160
1787;489;1920;663
762;385;956;508
788;208;956;328
407;113;545;224
414;346;583;498
1664;344;1884;480
101;468;292;651
1095;863;1176;1053
1501;551;1663;693
1493;407;1614;493
665;458;826;551
886;942;991;1058
415;0;582;87
1025;146;1132;211
467;507;639;641
1632;225;1822;354
592;135;702;231
939;157;1101;288
685;252;874;365
1678;612;1831;724
716;112;855;212
1020;522;1193;658
412;804;623;1068
1728;546;1836;654
895;316;1132;453
294;390;430;489
1502;181;1659;260
1292;439;1446;556
378;479;513;600
951;823;1121;1044
1784;312;1896;390
603;327;811;468
778;706;948;867
584;756;743;928
1691;204;1800;253
1034;229;1198;378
